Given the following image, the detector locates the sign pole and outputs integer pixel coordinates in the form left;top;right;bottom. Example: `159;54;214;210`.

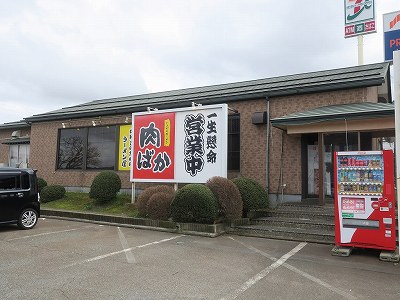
357;35;364;65
131;182;136;204
394;50;400;252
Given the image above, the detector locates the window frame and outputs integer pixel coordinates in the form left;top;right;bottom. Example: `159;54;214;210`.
228;114;240;171
56;125;117;171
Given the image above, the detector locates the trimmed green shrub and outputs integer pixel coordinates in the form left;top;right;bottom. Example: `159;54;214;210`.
146;192;175;220
231;177;268;217
41;185;66;203
89;171;121;203
136;185;175;217
170;184;218;224
206;176;243;221
37;177;48;193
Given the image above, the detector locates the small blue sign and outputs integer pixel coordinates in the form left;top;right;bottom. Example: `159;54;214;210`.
384;29;400;61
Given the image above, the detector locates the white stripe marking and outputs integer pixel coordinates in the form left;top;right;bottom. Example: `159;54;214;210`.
117;227;136;264
6;228;79;241
221;242;306;300
63;235;183;268
228;237;356;300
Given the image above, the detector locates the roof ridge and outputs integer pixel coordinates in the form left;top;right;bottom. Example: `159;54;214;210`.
80;62;389;107
24;62;391;123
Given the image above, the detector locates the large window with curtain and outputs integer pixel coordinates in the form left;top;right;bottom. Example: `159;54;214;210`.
8;144;30;168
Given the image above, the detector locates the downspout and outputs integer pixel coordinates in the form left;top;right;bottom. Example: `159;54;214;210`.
265;97;270;195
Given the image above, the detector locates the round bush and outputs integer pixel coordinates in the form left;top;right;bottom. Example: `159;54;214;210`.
231;177;268;216
206;176;243;221
41;185;66;203
170;184;218;224
136;185;175;217
89;171;121;203
37;177;48;193
146;192;175;220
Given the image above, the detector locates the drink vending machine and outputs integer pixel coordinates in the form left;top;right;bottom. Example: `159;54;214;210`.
334;150;396;251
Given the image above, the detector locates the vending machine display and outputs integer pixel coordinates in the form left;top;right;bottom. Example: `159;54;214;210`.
334;150;396;251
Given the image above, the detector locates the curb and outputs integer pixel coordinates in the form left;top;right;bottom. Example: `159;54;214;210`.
41;209;226;238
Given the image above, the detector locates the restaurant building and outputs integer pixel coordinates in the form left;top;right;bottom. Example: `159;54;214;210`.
0;62;394;206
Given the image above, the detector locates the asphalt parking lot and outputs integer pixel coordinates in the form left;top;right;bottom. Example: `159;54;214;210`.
1;218;399;300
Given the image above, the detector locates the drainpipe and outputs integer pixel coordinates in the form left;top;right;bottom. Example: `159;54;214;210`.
265;96;270;195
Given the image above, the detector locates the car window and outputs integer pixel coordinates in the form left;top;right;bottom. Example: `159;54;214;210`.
0;174;20;190
21;174;30;189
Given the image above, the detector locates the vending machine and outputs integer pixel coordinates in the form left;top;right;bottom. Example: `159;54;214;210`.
334;150;396;251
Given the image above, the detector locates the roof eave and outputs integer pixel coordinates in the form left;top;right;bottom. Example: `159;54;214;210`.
24;76;387;123
271;111;394;127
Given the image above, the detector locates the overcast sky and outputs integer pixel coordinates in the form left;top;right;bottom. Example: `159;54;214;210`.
0;0;399;124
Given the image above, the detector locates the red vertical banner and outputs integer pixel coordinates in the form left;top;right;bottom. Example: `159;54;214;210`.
132;113;175;180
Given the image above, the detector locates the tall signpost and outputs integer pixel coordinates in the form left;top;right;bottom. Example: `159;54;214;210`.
344;0;376;65
394;50;400;254
383;10;400;255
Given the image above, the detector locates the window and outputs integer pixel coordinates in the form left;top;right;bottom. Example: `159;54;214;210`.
0;174;20;190
57;126;117;170
87;126;117;169
228;114;240;171
9;144;30;168
57;128;86;169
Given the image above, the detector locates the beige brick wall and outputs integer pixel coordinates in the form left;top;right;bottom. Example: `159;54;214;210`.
30;116;133;189
227;88;372;196
0;127;31;166
228;100;267;186
268;87;372;195
27;86;375;196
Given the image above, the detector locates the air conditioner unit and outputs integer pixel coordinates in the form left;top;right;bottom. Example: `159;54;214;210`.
11;130;21;138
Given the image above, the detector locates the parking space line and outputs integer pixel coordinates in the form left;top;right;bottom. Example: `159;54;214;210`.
62;235;184;268
221;241;306;300
118;227;136;264
6;228;80;241
227;237;356;300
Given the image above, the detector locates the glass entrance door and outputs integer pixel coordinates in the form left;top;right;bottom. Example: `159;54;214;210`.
323;133;358;200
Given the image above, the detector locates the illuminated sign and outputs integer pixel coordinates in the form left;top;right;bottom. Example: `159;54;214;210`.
344;0;376;38
383;11;400;61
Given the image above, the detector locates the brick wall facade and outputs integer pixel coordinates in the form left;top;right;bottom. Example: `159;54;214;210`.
0;127;31;166
268;87;373;196
26;86;375;197
29;116;134;189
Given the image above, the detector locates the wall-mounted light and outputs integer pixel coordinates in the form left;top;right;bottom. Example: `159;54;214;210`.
92;120;97;126
124;116;130;123
62;122;66;128
192;102;202;107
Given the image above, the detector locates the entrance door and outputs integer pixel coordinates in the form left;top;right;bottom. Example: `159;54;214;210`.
304;132;359;200
323;133;358;200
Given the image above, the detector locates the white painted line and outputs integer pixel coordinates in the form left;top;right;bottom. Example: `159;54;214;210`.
63;235;183;268
221;242;306;300
284;263;356;300
227;237;356;300
117;227;136;264
6;228;80;241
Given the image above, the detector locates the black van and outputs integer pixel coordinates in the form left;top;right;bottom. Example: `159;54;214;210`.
0;168;40;229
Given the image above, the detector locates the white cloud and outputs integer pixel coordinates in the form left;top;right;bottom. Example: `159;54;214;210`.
0;0;399;124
